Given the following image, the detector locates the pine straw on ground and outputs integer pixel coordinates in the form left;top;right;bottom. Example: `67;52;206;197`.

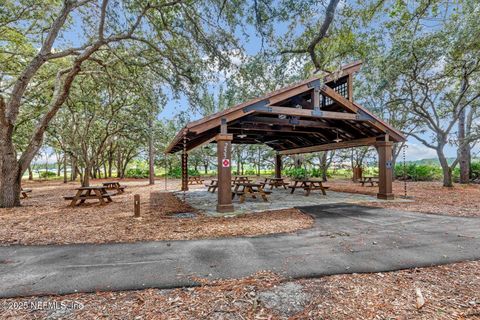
1;261;478;319
327;180;480;217
0;180;313;246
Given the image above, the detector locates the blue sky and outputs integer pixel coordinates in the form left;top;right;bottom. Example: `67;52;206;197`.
56;4;462;162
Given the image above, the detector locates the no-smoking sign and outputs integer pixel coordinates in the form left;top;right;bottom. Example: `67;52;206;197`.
222;159;230;168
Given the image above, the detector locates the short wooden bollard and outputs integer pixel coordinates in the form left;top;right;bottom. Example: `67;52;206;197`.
134;194;140;217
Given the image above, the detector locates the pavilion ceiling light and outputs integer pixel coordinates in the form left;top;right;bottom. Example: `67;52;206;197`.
334;129;342;143
238;134;247;139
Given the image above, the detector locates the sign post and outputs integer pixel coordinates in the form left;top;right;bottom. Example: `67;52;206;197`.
376;141;394;200
216;119;234;213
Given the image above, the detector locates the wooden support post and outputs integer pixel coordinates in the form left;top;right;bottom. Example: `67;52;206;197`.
216;118;234;213
134;194;141;217
312;87;320;110
347;74;353;101
275;153;282;179
376;141;394;200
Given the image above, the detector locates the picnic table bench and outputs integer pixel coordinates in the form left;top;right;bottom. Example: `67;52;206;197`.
102;181;126;194
205;179;218;193
289;179;329;196
188;176;204;185
21;188;32;199
264;177;289;189
64;186;114;207
360;176;379;187
232;182;271;203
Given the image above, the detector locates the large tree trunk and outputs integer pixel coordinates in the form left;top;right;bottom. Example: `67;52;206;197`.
57;154;61;176
437;149;453;187
28;165;33;180
148;120;155;185
320;152;328;182
108;155;113;178
458;107;470;184
63;153;67;183
0;128;22;207
71;157;77;181
82;163;91;187
235;147;241;175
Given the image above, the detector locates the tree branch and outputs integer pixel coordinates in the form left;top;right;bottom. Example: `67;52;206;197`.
98;0;109;40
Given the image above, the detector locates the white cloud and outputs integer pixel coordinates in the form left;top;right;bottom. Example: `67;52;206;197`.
404;142;437;161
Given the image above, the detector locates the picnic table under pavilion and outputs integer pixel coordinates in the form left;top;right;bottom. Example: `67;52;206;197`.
289;179;329;196
264;177;289;189
188;176;204;185
232;181;271;203
360;176;379;187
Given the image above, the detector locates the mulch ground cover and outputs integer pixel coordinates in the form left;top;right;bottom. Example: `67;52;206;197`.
0;179;313;246
327;180;480;217
2;178;479;319
1;261;478;319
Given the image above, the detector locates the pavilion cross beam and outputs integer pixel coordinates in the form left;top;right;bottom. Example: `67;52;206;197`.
256;105;364;121
278;136;379;155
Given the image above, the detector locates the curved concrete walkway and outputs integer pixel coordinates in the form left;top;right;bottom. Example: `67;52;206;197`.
1;204;479;298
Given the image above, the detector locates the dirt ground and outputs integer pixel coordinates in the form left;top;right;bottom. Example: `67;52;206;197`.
0;179;312;246
327;179;480;217
1;261;478;319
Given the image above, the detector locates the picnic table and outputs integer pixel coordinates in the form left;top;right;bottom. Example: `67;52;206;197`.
289;179;329;196
232;176;252;183
205;179;218;193
360;176;379;187
232;182;271;203
64;186;114;207
188;176;204;185
264;177;289;189
102;181;126;194
20;188;32;199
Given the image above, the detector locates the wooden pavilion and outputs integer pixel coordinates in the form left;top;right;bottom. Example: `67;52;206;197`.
165;61;406;213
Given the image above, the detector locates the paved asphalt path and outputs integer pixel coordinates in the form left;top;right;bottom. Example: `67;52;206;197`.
1;203;479;298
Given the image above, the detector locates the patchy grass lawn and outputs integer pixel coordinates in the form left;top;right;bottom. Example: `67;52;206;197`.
0;179;313;246
327;179;480;217
1;261;478;319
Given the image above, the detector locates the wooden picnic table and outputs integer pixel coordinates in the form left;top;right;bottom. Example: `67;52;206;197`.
289;179;329;196
64;186;113;207
102;181;126;194
205;179;218;193
360;176;379;187
20;188;32;199
188;176;204;185
232;182;271;203
264;177;289;189
232;176;252;183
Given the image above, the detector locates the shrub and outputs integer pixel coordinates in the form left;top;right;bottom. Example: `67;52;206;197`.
167;167;200;178
39;171;57;179
126;168;149;178
394;163;442;181
471;162;480;180
453;161;480;181
284;168;308;179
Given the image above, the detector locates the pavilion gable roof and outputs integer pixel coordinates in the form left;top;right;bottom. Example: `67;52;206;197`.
165;61;405;154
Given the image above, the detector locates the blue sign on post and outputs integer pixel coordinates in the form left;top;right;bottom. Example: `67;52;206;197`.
386;160;392;169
